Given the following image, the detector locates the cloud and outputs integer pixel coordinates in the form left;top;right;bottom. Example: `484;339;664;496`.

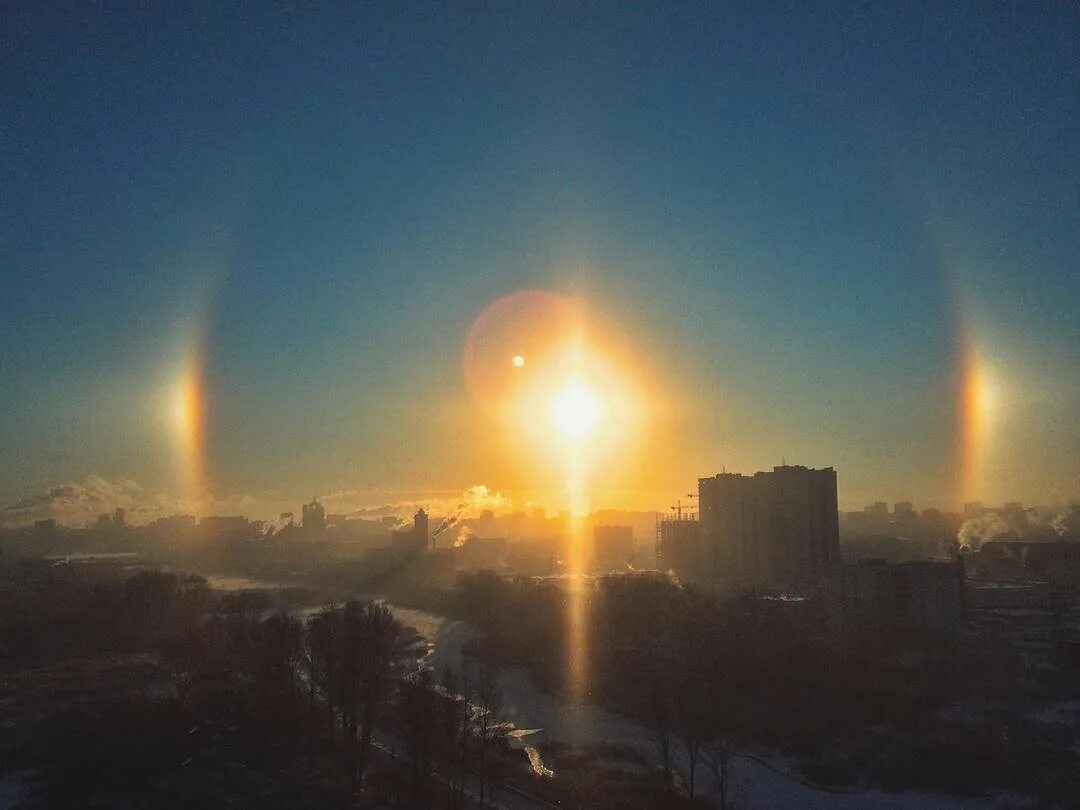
1;476;148;527
330;484;516;522
0;479;522;529
0;476;258;528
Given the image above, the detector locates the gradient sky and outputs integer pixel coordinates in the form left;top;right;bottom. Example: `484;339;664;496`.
2;2;1078;519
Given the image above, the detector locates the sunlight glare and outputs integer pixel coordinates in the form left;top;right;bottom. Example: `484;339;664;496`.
550;380;605;441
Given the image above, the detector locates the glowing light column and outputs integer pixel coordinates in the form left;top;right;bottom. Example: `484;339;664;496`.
548;378;607;700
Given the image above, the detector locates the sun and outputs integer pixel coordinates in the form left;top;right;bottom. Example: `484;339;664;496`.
550;380;605;441
512;354;525;367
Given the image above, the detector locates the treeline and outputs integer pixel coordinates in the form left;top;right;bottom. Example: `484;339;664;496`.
456;569;1028;800
165;596;513;805
4;561;517;808
0;560;208;664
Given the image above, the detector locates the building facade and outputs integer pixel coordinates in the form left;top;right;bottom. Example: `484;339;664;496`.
840;559;964;631
656;516;701;577
698;465;839;592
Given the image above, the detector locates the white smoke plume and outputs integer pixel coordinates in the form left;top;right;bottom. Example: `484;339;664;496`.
0;476;257;528
333;484;513;524
1;476;152;527
1052;503;1080;538
957;511;1010;551
453;525;476;549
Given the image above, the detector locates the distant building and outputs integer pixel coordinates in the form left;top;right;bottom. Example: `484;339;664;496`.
152;514;197;532
699;465;839;592
302;498;326;532
840;559;964;631
94;508;127;529
894;501;914;517
392;508;429;552
199;516;250;540
865;501;889;517
414;508;429;548
657;515;700;577
963;501;985;519
457;536;507;570
279;511;295;527
974;539;1080;583
592;525;634;571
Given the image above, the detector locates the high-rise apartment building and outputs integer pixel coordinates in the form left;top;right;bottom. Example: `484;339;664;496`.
698;465;839;592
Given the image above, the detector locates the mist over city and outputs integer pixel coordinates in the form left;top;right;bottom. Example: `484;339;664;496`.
2;4;1079;809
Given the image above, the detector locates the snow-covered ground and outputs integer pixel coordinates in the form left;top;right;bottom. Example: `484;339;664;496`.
0;771;33;810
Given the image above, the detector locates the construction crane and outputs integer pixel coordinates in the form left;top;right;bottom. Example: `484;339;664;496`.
669;493;697;521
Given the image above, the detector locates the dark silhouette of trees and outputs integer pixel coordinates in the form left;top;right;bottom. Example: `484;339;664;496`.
439;665;467;808
252;611;303;738
399;665;437;803
352;600;412;788
703;735;735;810
305;601;413;788
474;659;502;804
307;603;340;746
645;679;677;794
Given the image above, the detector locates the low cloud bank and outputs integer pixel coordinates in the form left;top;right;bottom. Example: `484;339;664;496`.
1;478;516;529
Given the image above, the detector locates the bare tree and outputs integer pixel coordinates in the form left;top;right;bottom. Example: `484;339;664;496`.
457;662;472;810
702;734;735;810
306;604;340;746
440;665;462;807
676;681;705;800
399;666;436;802
253;611;303;739
475;660;503;804
354;601;409;789
646;679;677;794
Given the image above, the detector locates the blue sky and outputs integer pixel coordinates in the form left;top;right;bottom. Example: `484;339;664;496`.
2;2;1078;516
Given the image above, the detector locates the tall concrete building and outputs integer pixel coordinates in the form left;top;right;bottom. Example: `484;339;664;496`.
698;465;839;592
392;508;429;551
656;515;700;576
413;508;429;549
